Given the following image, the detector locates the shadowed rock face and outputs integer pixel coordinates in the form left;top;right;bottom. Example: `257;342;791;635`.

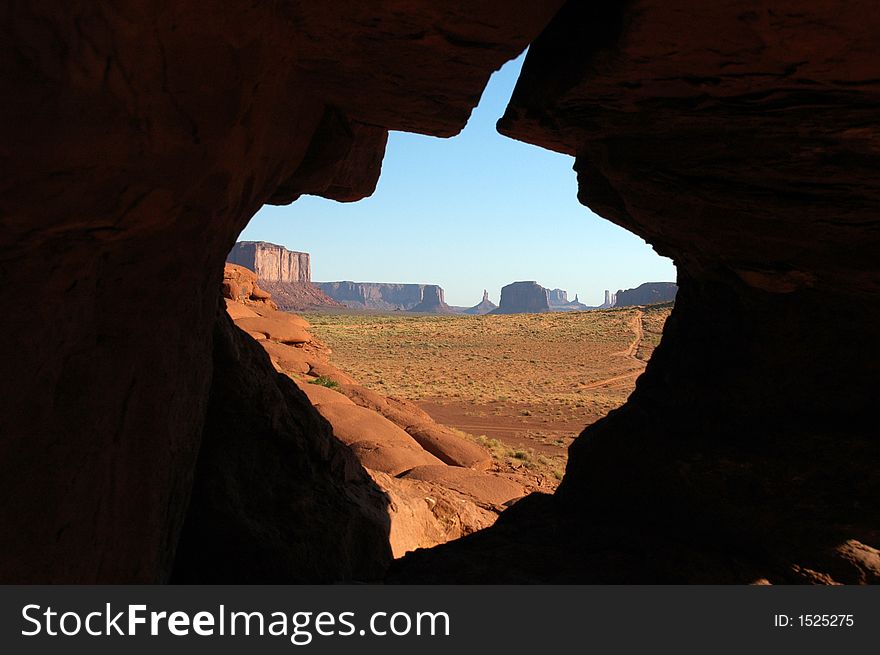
391;0;880;582
2;0;878;584
0;1;563;582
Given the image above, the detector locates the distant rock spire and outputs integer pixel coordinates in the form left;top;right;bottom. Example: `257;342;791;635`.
482;289;489;302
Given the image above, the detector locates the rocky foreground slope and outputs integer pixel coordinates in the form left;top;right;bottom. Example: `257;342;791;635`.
209;265;527;560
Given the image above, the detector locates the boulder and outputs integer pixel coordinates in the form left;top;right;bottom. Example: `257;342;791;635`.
402;465;525;506
224;299;260;320
234;314;312;344
314;402;443;476
306;361;358;386
368;471;496;558
339;384;491;470
293;379;356;407
260;340;312;376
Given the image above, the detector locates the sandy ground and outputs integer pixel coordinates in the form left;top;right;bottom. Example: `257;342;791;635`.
304;304;671;487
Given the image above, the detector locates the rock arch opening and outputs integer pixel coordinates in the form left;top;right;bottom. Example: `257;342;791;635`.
212;51;678;563
1;1;877;584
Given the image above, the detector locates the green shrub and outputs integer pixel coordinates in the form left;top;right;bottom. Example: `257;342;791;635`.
309;375;340;390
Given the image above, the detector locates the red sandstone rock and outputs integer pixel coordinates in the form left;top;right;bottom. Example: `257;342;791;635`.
339;384;492;470
260;340;313;376
293;379;356;407
368;471;496;558
234;315;312;344
224;299;260;320
4;0;875;585
0;0;561;583
314;402;444;476
401;466;525;507
391;0;880;583
172;307;392;583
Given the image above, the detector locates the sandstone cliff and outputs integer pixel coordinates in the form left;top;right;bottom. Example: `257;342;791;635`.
614;282;678;307
547;288;568;306
228;241;310;283
259;280;345;312
317;281;451;313
228;241;341;311
491;281;551;314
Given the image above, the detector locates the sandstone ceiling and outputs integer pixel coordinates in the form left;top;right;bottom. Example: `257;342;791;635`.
1;1;877;583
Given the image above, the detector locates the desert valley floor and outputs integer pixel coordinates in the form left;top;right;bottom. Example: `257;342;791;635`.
304;304;671;487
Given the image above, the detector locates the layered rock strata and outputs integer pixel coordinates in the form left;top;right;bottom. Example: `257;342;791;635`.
614;282;678;307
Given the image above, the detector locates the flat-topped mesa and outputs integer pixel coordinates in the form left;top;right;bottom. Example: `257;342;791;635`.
316;282;450;313
228;241;311;284
227;242;340;311
491;281;550;314
614;282;677;307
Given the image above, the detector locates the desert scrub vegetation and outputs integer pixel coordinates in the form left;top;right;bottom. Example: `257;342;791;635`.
465;432;566;481
636;301;673;361
303;307;670;410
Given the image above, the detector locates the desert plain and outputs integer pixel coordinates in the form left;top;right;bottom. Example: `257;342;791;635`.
305;304;671;488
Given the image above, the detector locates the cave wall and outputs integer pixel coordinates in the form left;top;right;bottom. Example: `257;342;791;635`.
2;0;877;584
0;1;563;582
392;0;879;582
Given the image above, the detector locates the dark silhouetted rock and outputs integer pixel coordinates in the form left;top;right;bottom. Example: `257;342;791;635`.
614;282;678;307
491;281;550;314
172;305;393;583
4;0;877;586
0;0;560;582
392;0;880;584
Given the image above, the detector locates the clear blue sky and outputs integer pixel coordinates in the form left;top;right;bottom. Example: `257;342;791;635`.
241;52;676;307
